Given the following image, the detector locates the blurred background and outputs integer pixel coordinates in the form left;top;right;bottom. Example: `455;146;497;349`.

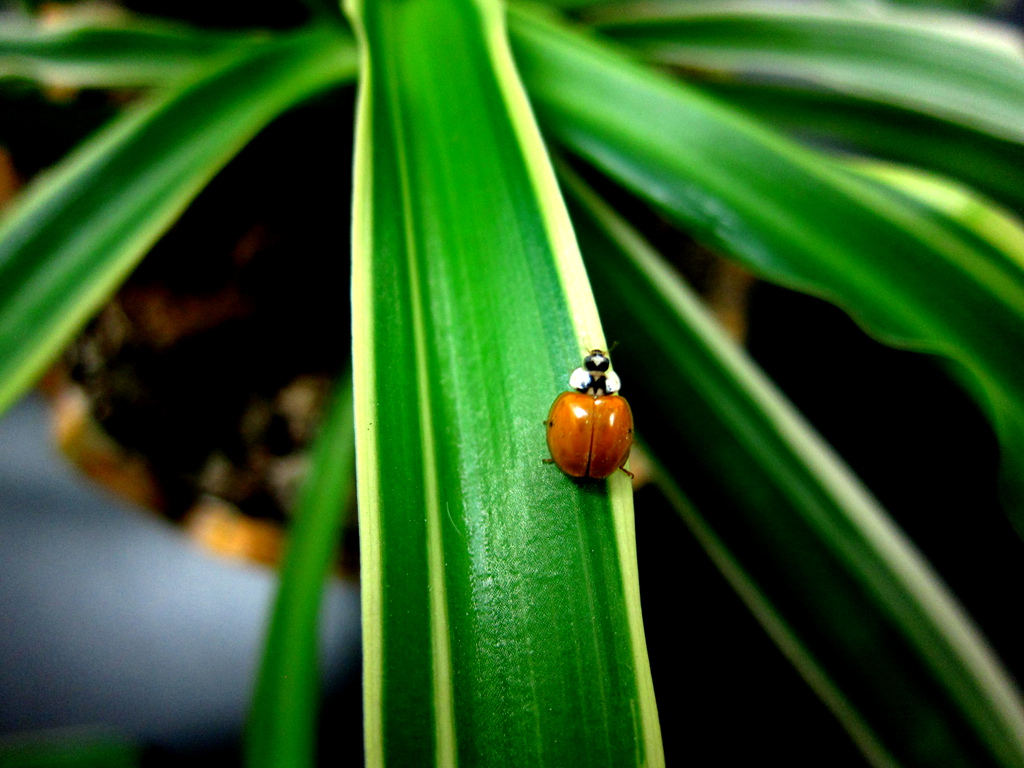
0;394;363;766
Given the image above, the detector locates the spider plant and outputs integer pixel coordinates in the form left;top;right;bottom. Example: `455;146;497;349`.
3;0;1024;765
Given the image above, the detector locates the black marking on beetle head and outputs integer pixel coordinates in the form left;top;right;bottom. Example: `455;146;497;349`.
586;374;612;396
584;350;610;373
573;372;603;394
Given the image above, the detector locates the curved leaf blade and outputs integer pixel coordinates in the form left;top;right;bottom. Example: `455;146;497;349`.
0;730;140;768
844;159;1024;266
887;0;1008;11
346;0;661;764
691;80;1024;216
0;27;358;418
247;377;356;768
562;168;1024;767
0;15;261;86
508;4;1024;531
586;0;1024;143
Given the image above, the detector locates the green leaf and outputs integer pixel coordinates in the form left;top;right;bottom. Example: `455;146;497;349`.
345;0;661;763
0;14;260;86
689;80;1024;216
840;162;1024;475
561;167;1024;767
0;730;139;768
845;159;1024;263
556;0;1008;10
585;0;1024;143
508;3;1024;531
247;376;356;768
883;0;1007;12
0;26;357;418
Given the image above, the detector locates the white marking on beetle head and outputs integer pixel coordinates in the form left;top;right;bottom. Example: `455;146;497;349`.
569;367;591;392
603;371;621;394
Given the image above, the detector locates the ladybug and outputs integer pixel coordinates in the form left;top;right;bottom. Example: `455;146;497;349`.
545;350;634;479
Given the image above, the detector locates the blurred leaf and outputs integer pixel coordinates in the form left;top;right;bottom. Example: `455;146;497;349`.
346;0;661;763
847;159;1024;259
0;27;357;418
586;0;1024;143
693;79;1024;216
297;0;348;23
546;0;1006;11
247;377;356;768
562;166;1024;768
0;15;260;86
883;0;1007;11
509;2;1024;533
0;729;139;768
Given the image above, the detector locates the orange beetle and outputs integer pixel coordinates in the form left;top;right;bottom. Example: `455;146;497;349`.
545;350;634;479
